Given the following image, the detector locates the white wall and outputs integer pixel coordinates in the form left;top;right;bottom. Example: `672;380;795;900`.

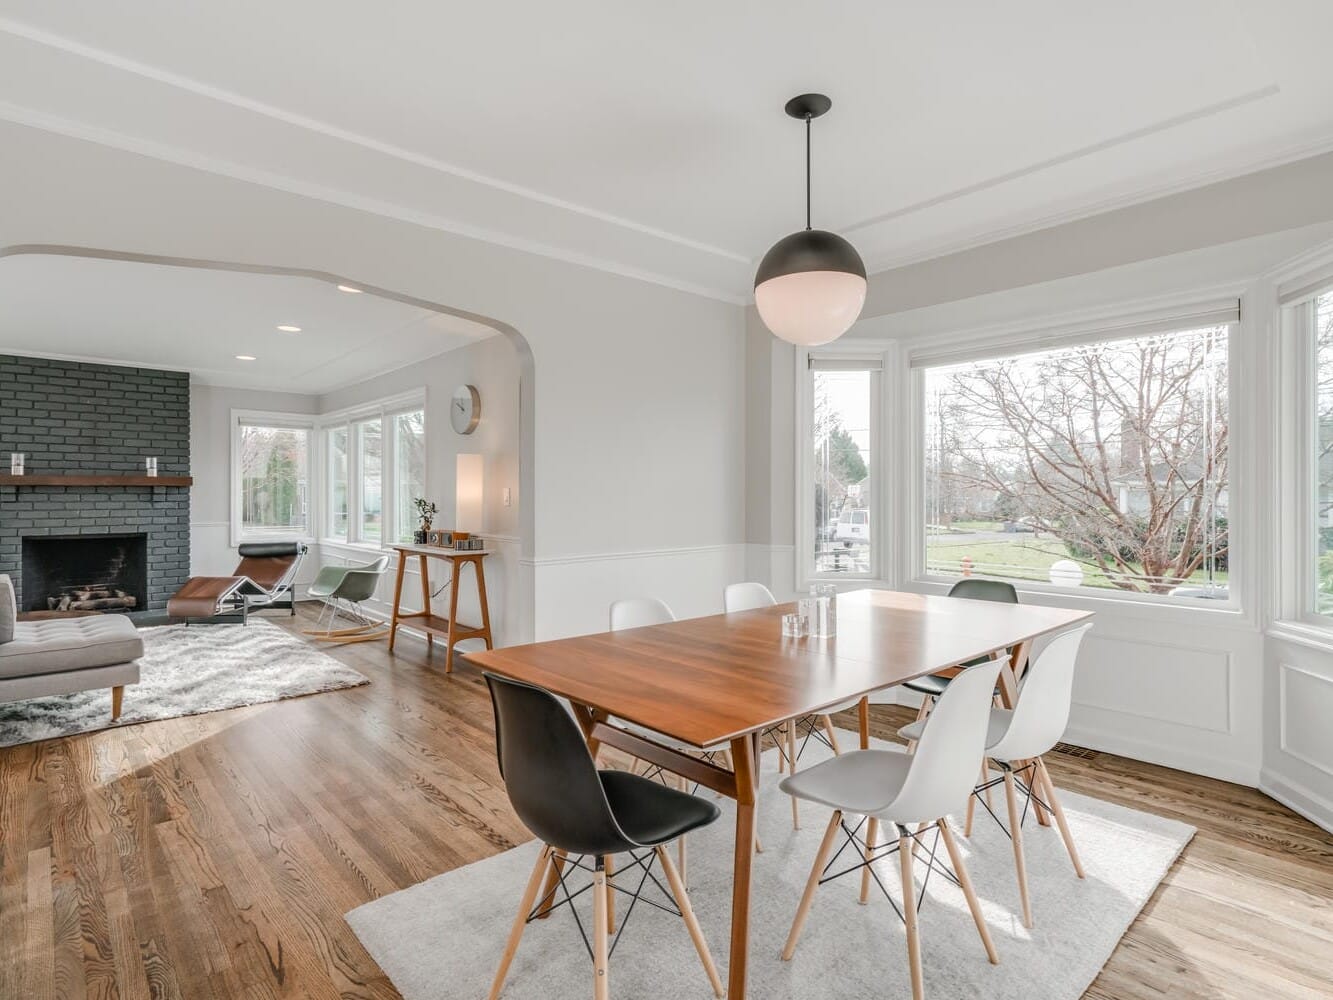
0;120;748;646
317;334;526;648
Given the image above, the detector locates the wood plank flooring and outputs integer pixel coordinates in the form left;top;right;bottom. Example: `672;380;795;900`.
1;604;1329;998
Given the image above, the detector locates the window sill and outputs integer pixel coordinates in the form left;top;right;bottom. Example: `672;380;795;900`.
320;538;395;553
233;532;316;547
1268;619;1333;654
909;575;1252;626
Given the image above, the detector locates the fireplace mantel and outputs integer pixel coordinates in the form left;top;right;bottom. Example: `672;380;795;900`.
0;474;193;488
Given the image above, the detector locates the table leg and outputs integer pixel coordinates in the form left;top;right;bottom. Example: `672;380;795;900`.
858;696;870;750
998;640;1050;826
474;555;494;650
388;552;407;652
418;554;434;653
446;557;463;673
727;734;758;1000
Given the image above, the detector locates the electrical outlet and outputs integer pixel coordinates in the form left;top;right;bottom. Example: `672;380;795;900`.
503;487;512;507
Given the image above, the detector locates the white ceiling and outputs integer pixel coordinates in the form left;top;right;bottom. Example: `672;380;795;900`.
0;254;497;393
2;2;1333;301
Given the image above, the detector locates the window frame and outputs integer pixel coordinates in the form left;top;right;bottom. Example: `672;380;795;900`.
1277;283;1333;629
316;389;427;551
795;344;891;587
906;307;1242;611
229;409;316;547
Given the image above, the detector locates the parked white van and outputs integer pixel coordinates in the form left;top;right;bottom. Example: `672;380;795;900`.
835;507;869;546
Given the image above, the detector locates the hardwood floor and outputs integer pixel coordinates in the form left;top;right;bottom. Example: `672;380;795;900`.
1;603;1329;999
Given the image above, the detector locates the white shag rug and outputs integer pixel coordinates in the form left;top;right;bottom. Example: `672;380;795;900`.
347;737;1194;1000
0;619;369;747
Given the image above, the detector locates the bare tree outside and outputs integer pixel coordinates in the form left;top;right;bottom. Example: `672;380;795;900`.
925;327;1229;595
239;425;309;536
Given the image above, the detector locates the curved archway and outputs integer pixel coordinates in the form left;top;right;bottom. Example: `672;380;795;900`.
0;243;537;642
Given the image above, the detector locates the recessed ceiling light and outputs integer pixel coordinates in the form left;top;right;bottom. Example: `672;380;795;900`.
277;324;301;333
235;354;257;361
336;284;363;294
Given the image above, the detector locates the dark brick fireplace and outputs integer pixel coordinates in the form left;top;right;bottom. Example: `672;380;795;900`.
0;355;190;613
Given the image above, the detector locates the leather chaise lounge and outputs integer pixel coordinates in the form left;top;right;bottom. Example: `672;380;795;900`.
0;574;142;721
167;542;307;623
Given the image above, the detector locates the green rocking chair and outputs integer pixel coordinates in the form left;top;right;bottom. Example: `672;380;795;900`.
303;555;392;644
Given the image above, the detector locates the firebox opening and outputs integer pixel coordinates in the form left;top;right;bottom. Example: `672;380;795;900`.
20;533;149;614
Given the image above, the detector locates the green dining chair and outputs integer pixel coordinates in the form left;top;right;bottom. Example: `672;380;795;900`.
303;555;391;643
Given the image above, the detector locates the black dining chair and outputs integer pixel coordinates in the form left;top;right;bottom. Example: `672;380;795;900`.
902;578;1020;707
484;673;724;1000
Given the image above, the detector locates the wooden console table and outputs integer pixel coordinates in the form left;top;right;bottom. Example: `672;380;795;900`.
387;544;493;672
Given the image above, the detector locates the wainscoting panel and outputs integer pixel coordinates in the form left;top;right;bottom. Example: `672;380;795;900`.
1073;634;1232;734
531;543;748;640
1063;620;1261;786
1263;635;1333;832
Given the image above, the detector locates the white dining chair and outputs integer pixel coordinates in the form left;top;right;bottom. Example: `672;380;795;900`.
780;656;1004;1000
608;598;745;878
898;623;1092;928
723;581;853;830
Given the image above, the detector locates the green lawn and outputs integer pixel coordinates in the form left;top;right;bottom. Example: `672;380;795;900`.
926;534;1228;591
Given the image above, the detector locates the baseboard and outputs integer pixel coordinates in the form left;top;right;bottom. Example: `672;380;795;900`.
1259;768;1333;834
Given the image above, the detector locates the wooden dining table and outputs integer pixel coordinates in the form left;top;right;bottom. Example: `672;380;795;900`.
464;588;1093;999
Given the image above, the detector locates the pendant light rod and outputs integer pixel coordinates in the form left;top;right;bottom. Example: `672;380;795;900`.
783;93;830;229
805;113;812;231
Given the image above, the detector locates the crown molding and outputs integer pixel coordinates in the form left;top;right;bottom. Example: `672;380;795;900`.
0;17;748;268
0;100;749;306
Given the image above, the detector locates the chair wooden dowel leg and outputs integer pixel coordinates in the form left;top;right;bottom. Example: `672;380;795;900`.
489;845;552;1000
910;821;929;862
536;849;565;919
965;760;985;837
859;816;878;905
1003;769;1034;928
657;846;723;998
821;714;841;755
982;758;995;813
593;859;610;1000
1037;758;1085;879
899;829;925;1000
782;810;842;960
788;720;800;829
605;854;616;934
906;697;932;753
937;820;998;964
678;835;688;889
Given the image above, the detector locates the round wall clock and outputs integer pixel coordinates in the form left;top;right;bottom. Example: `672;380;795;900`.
451;384;481;434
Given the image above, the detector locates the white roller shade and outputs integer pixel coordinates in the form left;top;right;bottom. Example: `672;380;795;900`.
909;299;1239;369
808;356;884;371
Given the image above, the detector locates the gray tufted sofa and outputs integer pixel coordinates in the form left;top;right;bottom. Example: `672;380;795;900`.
0;574;143;720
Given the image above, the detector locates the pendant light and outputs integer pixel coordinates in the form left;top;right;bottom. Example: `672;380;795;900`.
754;94;866;346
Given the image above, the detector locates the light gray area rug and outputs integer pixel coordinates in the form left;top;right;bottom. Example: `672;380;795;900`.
0;619;369;747
346;738;1194;1000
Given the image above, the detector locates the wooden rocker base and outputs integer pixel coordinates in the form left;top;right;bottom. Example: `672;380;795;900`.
303;621;391;644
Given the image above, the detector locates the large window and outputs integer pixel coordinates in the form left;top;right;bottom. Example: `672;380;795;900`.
357;418;383;542
329;426;349;540
923;325;1230;598
810;357;879;577
236;420;311;540
1314;290;1333;614
317;398;426;547
394;410;427;543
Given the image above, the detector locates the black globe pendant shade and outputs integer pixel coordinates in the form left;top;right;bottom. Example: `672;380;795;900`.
754;94;867;346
